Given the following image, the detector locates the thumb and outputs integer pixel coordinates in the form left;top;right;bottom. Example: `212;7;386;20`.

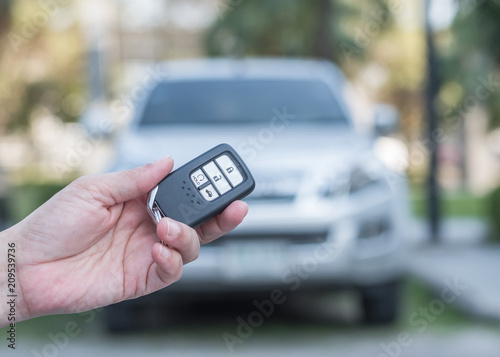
98;156;174;205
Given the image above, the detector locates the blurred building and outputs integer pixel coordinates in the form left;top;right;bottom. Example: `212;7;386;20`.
0;0;221;179
79;0;219;96
1;0;499;195
74;0;222;175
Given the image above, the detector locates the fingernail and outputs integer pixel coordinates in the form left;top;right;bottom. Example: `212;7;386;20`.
154;155;172;164
166;219;181;238
159;244;170;258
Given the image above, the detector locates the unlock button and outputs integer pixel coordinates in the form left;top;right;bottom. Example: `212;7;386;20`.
216;155;244;187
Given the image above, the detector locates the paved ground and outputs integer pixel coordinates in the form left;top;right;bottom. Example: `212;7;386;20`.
409;218;500;321
5;218;500;357
410;245;500;321
407;218;489;246
7;323;500;357
7;284;500;357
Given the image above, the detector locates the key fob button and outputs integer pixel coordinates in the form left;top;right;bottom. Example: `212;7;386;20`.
146;144;255;228
190;169;207;188
216;155;244;187
200;184;219;202
203;161;231;194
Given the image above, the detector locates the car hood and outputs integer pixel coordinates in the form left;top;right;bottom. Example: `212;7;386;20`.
115;125;372;172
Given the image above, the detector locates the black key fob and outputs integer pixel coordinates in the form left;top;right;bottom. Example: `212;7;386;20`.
147;143;255;228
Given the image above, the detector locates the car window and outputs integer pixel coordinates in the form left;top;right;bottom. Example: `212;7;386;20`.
139;79;349;126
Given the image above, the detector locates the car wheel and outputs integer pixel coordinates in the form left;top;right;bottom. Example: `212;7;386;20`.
104;296;177;333
358;279;402;324
104;302;141;333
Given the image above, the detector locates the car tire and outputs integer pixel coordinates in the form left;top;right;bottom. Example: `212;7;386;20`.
104;302;141;333
104;296;177;333
358;279;402;324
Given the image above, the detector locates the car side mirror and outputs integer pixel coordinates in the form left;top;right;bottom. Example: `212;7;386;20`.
373;104;400;136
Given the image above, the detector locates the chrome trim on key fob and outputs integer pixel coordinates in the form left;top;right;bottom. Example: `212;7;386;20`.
146;185;165;223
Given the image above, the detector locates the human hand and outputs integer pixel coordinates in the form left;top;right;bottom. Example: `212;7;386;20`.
0;156;248;326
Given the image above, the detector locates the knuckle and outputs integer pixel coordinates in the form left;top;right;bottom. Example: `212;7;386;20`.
72;175;92;187
71;175;102;195
186;249;200;264
172;261;183;282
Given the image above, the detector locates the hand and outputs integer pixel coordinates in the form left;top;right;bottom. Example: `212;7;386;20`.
0;156;248;326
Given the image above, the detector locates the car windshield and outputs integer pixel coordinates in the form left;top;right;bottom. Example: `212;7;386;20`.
139;79;349;127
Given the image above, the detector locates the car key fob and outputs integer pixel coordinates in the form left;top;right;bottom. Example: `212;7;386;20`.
147;143;255;228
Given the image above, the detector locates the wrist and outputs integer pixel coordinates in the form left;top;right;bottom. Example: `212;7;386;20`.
0;224;30;327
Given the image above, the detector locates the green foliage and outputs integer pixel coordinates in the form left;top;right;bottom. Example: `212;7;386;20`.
443;1;500;129
0;0;12;37
0;0;85;133
488;185;500;242
411;189;486;218
205;0;391;66
7;182;67;223
8;79;83;132
9;81;55;131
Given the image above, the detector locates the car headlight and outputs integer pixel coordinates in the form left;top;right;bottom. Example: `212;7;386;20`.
349;164;381;193
319;158;383;198
318;167;350;198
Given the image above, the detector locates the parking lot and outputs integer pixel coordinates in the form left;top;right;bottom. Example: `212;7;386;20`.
9;276;500;357
2;1;500;356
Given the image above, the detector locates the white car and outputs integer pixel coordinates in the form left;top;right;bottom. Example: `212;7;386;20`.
102;58;410;330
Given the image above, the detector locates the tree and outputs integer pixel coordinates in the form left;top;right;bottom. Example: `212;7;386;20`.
205;0;391;67
442;1;500;129
0;0;85;134
0;0;12;38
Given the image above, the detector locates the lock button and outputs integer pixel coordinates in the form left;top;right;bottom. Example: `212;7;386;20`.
216;155;244;187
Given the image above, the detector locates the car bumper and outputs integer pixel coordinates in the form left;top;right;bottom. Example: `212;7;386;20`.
171;190;408;293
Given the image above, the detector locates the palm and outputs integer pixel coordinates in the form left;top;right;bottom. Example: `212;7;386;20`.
19;189;165;316
7;158;247;324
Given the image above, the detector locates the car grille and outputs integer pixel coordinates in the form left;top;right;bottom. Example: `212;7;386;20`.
209;230;329;246
245;173;302;202
244;193;295;202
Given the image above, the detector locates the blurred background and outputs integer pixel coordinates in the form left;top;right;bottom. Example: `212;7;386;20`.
1;0;500;356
